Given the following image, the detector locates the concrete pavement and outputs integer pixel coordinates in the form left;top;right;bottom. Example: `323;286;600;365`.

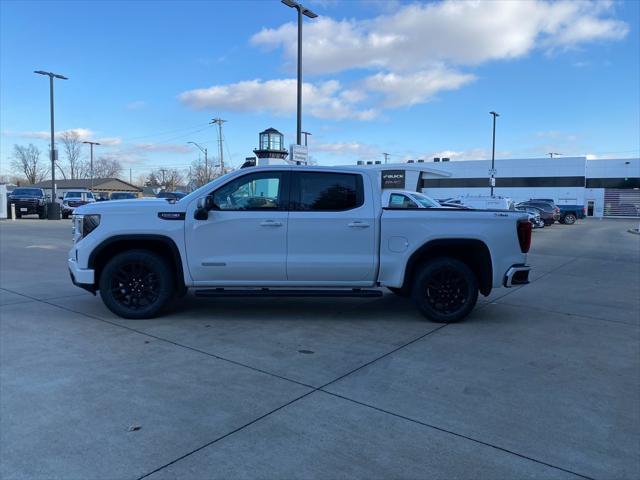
1;218;638;479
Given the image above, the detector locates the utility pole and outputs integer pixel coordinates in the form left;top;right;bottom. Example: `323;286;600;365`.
187;141;209;181
383;152;390;164
489;111;499;197
82;141;100;191
210;118;227;175
301;131;312;146
281;0;318;145
547;152;561;158
34;70;68;219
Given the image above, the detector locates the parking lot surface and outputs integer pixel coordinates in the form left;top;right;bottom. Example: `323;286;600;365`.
1;218;639;480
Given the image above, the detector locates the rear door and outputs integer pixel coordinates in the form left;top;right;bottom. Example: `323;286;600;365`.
286;171;376;283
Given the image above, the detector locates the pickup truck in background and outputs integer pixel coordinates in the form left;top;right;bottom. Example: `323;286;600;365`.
7;187;48;218
68;166;532;323
528;198;585;225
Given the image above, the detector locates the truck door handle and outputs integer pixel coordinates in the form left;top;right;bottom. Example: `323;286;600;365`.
260;220;283;227
348;221;370;228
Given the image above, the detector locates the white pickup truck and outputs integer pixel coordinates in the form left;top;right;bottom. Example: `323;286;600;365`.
68;166;532;322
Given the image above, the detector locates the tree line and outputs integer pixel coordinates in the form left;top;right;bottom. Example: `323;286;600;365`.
10;131;122;184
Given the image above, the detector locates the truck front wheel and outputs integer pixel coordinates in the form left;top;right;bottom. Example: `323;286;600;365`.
411;257;478;323
99;250;174;319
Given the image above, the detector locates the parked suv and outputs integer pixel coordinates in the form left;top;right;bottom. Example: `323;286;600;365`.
7;187;47;218
517;200;560;225
62;190;96;219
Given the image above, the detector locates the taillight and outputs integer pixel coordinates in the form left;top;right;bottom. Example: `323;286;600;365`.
517;219;532;253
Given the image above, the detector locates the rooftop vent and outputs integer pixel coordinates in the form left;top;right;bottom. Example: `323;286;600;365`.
366;161;373;165
356;160;364;165
417;159;424;163
374;160;382;164
407;160;415;163
442;157;450;162
434;157;441;162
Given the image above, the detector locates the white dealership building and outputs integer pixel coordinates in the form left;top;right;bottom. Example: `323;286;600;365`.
363;156;639;218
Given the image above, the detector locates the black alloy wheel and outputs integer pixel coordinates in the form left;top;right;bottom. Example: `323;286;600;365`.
412;257;478;323
99;250;174;319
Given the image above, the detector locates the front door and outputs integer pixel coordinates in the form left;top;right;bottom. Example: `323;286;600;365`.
587;200;595;216
185;171;290;284
286;171;376;284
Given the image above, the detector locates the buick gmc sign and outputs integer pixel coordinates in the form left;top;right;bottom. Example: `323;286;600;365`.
381;170;406;189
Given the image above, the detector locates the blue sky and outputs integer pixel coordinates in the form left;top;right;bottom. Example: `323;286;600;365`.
1;0;638;180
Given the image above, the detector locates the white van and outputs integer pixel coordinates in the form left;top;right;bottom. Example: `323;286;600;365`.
454;195;515;210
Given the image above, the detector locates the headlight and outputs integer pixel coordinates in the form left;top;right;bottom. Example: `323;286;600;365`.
72;214;100;242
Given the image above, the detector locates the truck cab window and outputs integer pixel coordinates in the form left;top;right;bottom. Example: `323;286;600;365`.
213;172;284;210
292;172;363;211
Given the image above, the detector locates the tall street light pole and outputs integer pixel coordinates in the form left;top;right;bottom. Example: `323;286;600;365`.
187;141;208;182
210;118;227;175
548;152;561;158
489;111;499;197
82;141;100;192
34;70;68;219
281;0;317;146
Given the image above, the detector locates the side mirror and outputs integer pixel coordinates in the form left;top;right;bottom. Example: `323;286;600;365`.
194;195;216;220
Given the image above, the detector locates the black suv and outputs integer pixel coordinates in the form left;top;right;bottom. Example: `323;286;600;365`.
7;188;47;218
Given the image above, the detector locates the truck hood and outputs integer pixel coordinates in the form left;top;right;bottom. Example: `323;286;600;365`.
74;198;182;215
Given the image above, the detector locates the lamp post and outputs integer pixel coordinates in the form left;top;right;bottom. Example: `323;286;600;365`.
547;152;561;158
489;111;499;196
82;141;100;192
34;70;68;219
281;0;317;146
187;141;209;182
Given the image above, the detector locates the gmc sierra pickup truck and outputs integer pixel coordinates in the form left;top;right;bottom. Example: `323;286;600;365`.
68;166;532;322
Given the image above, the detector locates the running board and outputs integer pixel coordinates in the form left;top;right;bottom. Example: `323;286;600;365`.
194;288;383;298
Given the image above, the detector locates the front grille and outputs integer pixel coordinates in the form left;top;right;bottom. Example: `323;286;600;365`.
67;201;85;208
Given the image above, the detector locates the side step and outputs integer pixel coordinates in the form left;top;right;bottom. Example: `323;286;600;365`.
194;288;383;298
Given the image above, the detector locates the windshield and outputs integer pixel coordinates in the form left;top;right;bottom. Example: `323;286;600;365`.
12;188;42;196
412;192;441;208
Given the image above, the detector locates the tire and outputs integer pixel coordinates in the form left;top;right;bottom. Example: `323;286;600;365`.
387;286;409;297
99;250;175;319
15;211;22;219
411;257;479;323
62;212;69;219
563;213;576;225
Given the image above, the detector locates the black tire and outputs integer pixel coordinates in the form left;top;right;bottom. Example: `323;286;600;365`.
387;286;409;297
562;213;576;225
99;250;175;319
15;211;22;219
411;257;479;323
62;212;69;219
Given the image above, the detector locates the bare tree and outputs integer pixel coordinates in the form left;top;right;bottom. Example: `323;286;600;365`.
188;157;210;189
93;156;122;178
60;130;86;179
10;144;48;184
147;168;184;191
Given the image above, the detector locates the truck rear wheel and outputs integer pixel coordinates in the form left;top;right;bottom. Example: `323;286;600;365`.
411;257;478;323
99;250;174;319
562;213;576;225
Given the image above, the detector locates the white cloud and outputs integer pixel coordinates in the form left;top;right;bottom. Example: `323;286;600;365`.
4;128;122;146
314;141;379;158
179;78;376;120
252;0;628;75
362;69;475;108
126;101;147;110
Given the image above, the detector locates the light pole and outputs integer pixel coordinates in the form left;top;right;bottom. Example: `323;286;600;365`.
82;141;100;192
34;70;68;219
187;141;209;182
210;118;227;175
489;111;499;196
301;131;312;147
281;0;317;146
547;152;561;158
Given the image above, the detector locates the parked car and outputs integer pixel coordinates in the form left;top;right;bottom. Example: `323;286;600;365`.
515;206;544;228
383;190;442;208
7;187;47;218
529;198;584;224
110;192;138;200
156;191;186;201
453;195;515;210
517;200;560;225
62;190;96;219
68;166;532;323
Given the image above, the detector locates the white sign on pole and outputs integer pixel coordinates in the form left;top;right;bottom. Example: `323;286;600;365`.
290;144;309;164
490;177;496;187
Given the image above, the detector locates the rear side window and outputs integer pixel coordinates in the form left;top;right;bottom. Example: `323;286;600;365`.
292;172;363;211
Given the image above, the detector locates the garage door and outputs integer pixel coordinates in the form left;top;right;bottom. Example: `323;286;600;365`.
604;188;640;217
